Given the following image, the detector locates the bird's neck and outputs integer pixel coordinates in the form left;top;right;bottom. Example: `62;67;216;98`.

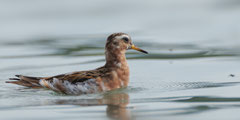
105;49;128;69
104;48;130;88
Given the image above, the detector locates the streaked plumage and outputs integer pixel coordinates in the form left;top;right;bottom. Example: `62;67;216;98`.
6;33;148;95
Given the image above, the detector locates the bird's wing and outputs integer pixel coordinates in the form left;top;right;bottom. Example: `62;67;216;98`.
45;70;101;83
7;67;110;94
39;69;108;94
46;66;110;83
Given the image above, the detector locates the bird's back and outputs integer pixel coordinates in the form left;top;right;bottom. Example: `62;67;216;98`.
7;65;129;95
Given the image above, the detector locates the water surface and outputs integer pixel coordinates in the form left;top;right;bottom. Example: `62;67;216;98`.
0;0;240;120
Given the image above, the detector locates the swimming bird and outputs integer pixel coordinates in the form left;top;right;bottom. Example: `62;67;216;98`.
6;33;148;95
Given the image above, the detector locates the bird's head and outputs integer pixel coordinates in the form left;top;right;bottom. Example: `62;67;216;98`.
106;33;148;54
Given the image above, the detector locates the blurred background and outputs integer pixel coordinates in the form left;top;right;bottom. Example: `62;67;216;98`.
0;0;240;120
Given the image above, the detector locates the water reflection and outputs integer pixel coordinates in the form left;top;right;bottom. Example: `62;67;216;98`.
54;92;132;120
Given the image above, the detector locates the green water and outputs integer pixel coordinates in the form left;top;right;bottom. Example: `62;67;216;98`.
0;0;240;120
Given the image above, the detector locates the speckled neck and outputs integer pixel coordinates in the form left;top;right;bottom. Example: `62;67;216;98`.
105;48;128;69
104;47;130;87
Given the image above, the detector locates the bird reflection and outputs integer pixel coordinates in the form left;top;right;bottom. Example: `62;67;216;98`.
53;92;132;120
104;93;131;120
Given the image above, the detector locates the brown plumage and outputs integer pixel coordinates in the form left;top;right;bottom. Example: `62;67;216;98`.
6;33;148;95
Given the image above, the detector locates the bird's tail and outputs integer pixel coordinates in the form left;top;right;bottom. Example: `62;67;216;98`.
6;75;43;88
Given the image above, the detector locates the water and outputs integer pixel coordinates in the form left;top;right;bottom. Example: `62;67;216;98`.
0;0;240;120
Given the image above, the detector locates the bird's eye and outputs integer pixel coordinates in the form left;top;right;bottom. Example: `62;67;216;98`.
122;37;129;43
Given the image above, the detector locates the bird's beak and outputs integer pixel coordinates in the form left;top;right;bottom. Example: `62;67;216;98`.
131;44;148;54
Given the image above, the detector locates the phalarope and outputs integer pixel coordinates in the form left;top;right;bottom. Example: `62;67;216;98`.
7;33;148;95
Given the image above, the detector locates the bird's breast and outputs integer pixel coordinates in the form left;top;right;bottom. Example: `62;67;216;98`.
97;67;129;92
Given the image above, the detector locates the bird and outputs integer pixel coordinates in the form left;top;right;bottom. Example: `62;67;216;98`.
6;33;148;95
